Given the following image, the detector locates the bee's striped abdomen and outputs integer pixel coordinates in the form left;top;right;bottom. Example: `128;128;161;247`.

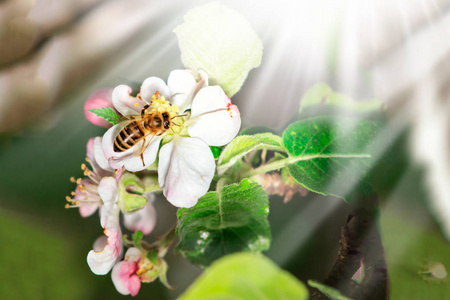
114;121;146;152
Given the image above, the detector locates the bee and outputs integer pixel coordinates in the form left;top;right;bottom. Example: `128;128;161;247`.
113;103;174;167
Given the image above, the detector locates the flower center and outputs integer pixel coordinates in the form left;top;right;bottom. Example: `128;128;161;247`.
150;92;179;120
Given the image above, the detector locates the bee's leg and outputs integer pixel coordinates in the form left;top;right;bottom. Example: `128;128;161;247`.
138;134;156;167
139;137;148;167
141;104;151;118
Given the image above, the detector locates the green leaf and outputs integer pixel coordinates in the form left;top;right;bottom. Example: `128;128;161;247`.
283;117;378;202
179;253;308;300
133;231;143;249
176;179;271;268
210;146;222;160
218;133;284;175
308;280;353;300
298;83;385;118
88;107;120;125
174;3;263;97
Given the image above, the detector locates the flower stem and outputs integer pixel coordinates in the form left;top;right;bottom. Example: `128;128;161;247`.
241;153;371;178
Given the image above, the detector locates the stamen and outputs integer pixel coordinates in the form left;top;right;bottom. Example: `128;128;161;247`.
85;157;90;162
137;93;151;105
66;196;72;201
76;178;81;184
81;164;86;170
70;177;76;182
65;204;70;209
71;191;76;196
134;103;140;107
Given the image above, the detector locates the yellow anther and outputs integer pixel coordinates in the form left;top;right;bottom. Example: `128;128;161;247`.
76;201;81;205
134;103;139;107
85;157;90;162
71;191;76;196
81;164;86;170
66;196;71;201
70;177;76;182
65;204;70;209
76;178;81;184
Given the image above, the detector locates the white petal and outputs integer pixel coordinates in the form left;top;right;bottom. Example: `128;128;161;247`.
140;77;171;102
98;177;117;209
124;247;142;262
93;136;114;173
112;85;140;116
93;235;108;251
190;86;230;118
102;122;162;172
123;200;157;235
158;137;215;208
188;108;241;146
122;135;163;172
167;69;196;108
79;205;99;218
87;216;122;275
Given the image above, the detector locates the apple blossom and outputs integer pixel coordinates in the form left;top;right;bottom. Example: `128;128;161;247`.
67;137;158;275
66;136;115;217
102;70;241;208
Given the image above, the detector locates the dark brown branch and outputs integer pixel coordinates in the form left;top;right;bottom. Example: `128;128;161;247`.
311;195;389;300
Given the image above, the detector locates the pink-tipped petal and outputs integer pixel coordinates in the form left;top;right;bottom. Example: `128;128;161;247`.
123;200;157;235
79;205;99;218
87;216;122;275
111;247;143;296
140;77;171;102
112;85;141;116
188;108;241;146
188;86;241;146
93;137;114;173
190;86;230;118
158;137;215;208
111;260;141;296
84;88;114;128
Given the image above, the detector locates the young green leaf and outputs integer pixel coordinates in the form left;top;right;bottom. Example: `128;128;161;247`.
283;117;378;202
179;253;308;300
308;280;353;300
218;133;284;175
176;179;271;268
132;231;143;250
298;83;385;118
174;2;263;97
88;107;120;125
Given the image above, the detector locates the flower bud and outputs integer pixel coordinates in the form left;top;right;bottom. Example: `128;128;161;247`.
118;173;147;214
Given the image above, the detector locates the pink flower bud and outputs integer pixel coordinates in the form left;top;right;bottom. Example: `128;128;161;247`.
84;88;115;128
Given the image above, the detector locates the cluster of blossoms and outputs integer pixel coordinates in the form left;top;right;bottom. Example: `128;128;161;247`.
66;69;241;296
